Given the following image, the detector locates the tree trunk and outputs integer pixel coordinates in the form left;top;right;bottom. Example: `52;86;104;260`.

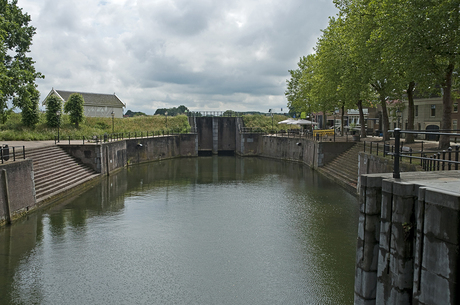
323;109;327;129
341;103;345;136
439;63;454;149
405;81;416;144
380;95;390;141
358;100;366;138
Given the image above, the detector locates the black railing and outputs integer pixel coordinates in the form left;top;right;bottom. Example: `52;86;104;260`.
1;145;26;164
391;129;460;178
54;128;195;145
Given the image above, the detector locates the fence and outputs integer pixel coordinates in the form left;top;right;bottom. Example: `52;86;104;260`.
1;145;26;164
54;128;196;145
389;129;460;178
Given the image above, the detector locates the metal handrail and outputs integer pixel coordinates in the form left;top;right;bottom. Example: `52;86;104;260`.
1;145;26;164
391;129;460;178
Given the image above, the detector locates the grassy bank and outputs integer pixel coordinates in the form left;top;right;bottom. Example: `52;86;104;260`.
0;113;297;141
0;113;190;141
241;114;299;132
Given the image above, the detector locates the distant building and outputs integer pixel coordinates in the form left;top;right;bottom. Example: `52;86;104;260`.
43;89;126;118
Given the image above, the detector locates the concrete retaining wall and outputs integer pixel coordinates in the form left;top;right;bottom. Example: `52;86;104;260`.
356;172;460;305
0;160;36;226
62;134;198;175
258;136;355;169
236;133;264;156
358;152;420;191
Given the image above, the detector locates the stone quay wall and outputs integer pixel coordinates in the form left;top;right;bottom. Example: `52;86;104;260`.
257;135;355;169
356;171;460;305
0;160;36;226
62;134;198;175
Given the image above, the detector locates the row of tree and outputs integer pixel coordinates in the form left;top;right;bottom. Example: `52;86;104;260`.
285;0;460;148
154;105;189;116
45;93;85;128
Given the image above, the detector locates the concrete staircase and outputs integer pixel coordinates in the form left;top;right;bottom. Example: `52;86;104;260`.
318;143;363;194
27;146;100;203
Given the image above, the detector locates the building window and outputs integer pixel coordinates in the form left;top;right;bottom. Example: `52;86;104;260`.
454;102;458;113
431;105;436;117
415;105;418;117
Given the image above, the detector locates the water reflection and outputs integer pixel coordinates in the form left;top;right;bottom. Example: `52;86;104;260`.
0;156;358;305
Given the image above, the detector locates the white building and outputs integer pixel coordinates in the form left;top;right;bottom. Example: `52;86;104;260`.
43;89;126;118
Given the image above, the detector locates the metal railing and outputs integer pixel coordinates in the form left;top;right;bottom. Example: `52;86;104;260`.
54;128;195;145
1;145;26;164
390;129;460;178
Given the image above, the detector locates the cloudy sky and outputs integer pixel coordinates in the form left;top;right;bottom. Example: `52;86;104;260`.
19;0;337;114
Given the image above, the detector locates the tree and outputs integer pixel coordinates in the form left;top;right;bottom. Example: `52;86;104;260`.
0;0;44;125
154;105;189;116
45;95;62;128
374;0;460;148
21;94;39;127
64;93;84;128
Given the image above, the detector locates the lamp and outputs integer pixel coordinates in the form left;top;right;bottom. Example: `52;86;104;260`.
111;111;115;134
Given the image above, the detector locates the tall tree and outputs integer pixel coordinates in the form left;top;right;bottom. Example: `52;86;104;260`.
0;0;44;125
64;93;85;128
45;95;62;128
370;0;460;147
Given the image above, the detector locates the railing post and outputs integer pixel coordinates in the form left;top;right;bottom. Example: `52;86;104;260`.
442;150;446;170
456;146;459;170
393;128;401;178
448;147;452;170
13;147;15;161
437;153;441;171
23;146;25;159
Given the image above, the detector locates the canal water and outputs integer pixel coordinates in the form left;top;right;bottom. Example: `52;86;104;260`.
0;157;358;304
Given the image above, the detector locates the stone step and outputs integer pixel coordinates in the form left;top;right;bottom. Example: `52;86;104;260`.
320;143;362;193
36;173;100;203
25;146;99;203
35;166;94;187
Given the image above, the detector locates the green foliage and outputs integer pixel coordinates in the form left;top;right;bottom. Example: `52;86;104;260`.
45;95;62;128
21;94;40;127
124;110;146;117
64;93;85;128
242;114;296;132
154;105;189;116
0;0;44;124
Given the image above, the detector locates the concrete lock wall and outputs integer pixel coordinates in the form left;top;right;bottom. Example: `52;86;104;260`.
0;160;36;226
236;133;264;156
62;135;198;176
356;172;460;305
259;136;355;169
196;117;213;153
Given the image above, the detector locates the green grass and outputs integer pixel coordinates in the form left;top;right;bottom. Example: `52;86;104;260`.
0;113;297;141
242;114;299;132
0;113;191;141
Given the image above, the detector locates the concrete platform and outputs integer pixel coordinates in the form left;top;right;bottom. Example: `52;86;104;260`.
363;170;460;195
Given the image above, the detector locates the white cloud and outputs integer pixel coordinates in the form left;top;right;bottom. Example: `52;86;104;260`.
18;0;337;114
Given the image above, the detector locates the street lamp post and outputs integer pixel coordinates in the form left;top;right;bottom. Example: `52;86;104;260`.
165;111;168;130
111;111;115;134
56;110;61;143
269;109;273;132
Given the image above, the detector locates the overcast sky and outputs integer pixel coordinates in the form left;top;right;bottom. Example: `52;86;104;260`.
19;0;337;115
